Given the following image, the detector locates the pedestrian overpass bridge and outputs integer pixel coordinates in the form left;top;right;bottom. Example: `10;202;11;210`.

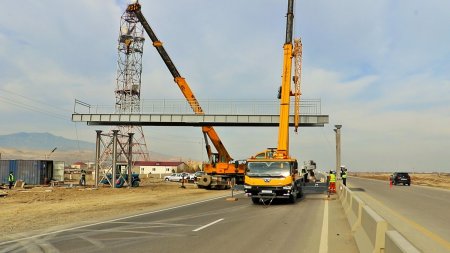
72;99;329;127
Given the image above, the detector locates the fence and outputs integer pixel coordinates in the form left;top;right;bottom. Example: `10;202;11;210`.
74;98;322;116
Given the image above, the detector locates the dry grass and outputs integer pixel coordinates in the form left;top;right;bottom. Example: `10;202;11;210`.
0;177;228;241
351;172;450;190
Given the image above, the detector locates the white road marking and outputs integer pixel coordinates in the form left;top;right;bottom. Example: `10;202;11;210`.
192;218;224;232
318;199;328;253
0;195;228;246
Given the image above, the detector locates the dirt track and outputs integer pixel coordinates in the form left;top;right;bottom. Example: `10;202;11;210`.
0;178;228;241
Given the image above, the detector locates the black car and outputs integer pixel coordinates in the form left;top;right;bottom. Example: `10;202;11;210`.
390;172;411;186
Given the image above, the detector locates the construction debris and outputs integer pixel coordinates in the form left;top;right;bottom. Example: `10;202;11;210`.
14;180;25;189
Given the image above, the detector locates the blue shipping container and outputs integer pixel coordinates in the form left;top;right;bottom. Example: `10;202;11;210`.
0;160;53;185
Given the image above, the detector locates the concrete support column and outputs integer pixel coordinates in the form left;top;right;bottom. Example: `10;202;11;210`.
334;125;342;173
112;130;119;189
95;130;102;188
127;133;134;187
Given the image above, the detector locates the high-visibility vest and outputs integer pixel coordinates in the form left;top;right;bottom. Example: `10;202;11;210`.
329;174;336;183
8;173;15;182
342;173;347;179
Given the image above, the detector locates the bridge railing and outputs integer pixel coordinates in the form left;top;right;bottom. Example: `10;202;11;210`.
74;98;322;115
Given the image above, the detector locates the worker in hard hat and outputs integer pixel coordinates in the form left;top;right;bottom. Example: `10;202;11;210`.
329;170;336;193
8;171;15;190
341;166;347;186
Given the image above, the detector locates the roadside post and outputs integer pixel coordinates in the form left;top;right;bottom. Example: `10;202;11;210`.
226;178;238;201
334;125;342;174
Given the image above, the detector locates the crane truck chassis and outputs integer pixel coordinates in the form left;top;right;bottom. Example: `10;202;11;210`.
245;149;303;204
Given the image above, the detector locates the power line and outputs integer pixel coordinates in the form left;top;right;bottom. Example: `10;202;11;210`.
0;88;72;113
0;95;68;120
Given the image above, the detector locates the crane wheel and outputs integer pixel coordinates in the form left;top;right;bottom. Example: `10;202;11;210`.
202;176;211;186
251;197;260;204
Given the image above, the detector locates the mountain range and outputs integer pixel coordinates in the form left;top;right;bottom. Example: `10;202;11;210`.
0;132;94;151
0;132;175;163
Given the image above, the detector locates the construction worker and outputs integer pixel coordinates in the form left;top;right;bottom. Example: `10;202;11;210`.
329;170;336;193
8;171;15;189
80;169;86;186
341;167;347;186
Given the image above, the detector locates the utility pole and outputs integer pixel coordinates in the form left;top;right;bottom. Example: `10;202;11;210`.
334;125;342;173
45;147;57;160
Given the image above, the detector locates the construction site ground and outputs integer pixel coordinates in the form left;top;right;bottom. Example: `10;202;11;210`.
0;177;227;241
1;173;448;242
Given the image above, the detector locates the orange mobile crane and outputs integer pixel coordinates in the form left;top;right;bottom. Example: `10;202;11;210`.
126;2;245;189
244;0;304;204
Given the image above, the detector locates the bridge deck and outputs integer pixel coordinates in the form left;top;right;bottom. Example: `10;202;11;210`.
72;113;329;127
72;99;329;127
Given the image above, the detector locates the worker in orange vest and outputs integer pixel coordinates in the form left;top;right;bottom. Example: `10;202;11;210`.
329;170;336;193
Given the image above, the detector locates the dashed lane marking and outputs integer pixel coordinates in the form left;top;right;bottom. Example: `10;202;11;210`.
318;199;328;253
192;218;224;232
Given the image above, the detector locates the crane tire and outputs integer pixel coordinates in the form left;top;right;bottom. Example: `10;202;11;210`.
251;197;260;204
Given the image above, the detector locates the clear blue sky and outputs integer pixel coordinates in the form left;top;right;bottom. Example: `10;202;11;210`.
1;0;449;172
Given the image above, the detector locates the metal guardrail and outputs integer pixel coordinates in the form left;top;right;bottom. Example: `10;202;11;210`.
74;99;322;115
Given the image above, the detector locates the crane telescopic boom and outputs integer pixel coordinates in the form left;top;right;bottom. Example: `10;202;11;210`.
244;0;303;204
126;2;244;188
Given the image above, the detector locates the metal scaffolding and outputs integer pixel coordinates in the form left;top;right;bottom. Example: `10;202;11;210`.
94;130;134;188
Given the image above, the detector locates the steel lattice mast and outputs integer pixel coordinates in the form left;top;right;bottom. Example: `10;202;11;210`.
98;6;149;179
114;8;149;161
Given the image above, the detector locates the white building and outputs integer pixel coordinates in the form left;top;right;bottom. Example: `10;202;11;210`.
134;161;187;175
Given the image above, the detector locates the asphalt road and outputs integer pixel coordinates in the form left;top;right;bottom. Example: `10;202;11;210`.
347;177;450;253
0;192;357;253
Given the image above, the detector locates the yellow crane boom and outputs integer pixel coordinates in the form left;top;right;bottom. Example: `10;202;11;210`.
244;0;303;204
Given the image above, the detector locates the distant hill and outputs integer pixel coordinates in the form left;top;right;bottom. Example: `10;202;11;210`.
0;132;179;163
0;132;94;151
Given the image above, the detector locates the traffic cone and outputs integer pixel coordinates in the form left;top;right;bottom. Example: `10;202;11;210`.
389;179;393;189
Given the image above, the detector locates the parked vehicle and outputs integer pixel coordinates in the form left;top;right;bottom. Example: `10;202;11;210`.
390;172;411;186
164;173;189;182
193;171;205;181
187;173;196;181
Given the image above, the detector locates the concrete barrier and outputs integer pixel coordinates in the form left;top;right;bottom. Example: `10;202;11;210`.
344;187;353;214
339;182;347;204
354;205;388;253
349;195;365;231
337;183;421;252
385;231;421;253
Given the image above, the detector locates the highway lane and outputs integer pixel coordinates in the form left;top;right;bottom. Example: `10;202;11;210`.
0;193;357;253
347;177;450;253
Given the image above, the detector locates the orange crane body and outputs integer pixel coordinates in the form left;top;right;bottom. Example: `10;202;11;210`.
127;3;244;188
